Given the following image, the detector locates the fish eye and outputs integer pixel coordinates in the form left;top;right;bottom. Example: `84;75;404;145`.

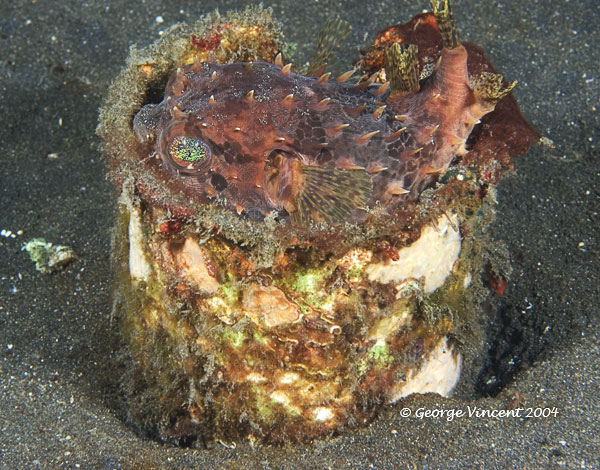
166;136;211;173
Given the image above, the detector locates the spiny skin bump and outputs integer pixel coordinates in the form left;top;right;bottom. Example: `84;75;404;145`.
133;44;505;225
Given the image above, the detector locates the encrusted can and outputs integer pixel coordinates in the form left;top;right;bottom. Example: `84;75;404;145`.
98;1;537;444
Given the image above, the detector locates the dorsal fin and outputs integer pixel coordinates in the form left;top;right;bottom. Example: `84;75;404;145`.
306;18;352;76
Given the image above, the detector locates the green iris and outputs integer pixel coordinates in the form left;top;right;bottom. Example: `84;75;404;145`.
170;136;209;163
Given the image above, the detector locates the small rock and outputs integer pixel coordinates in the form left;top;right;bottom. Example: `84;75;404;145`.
22;238;76;274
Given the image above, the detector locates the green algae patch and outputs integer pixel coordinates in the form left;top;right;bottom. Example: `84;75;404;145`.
223;330;246;349
368;342;394;366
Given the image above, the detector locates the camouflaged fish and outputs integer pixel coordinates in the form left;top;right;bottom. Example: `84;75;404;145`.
133;0;515;226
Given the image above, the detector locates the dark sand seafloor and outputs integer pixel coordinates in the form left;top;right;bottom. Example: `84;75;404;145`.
1;0;598;468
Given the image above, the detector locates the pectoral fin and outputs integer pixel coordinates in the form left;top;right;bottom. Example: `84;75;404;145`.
289;165;373;226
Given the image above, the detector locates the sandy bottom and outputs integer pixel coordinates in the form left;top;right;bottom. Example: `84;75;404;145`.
0;0;598;468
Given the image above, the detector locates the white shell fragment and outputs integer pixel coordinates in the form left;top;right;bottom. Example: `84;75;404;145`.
366;214;461;293
127;202;152;282
388;337;462;402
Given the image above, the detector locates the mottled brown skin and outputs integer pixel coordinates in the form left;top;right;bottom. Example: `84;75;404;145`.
133;32;517;226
